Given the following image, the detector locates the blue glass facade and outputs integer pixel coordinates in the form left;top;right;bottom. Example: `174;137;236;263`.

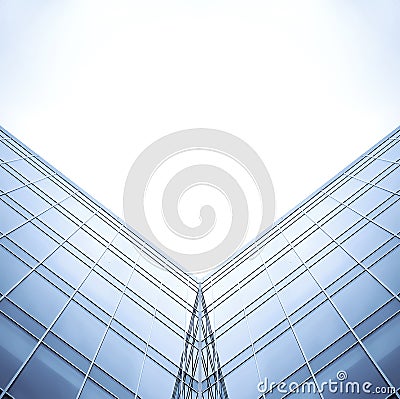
0;125;399;398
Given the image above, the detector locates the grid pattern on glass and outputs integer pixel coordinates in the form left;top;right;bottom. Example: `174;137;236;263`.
1;124;400;399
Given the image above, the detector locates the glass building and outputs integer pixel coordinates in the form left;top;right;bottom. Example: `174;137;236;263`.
0;124;399;399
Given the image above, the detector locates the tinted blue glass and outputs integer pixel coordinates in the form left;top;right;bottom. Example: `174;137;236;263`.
96;329;144;390
80;379;114;399
61;196;94;223
0;199;25;233
0;166;24;192
315;345;387;399
217;317;251;365
355;159;390;182
115;295;153;339
374;199;400;234
138;357;175;398
370;246;400;295
364;313;400;385
44;332;90;373
0;299;45;338
378;166;400;191
213;287;244;328
309;246;355;288
256;328;304;384
99;249;132;284
282;216;314;242
8;186;51;215
39;206;79;238
0;246;30;294
52;301;106;359
293;228;331;263
68;228;106;262
306;196;338;223
128;269;159;301
350;186;390;216
268;249;302;284
157;289;185;326
279;271;320;315
240;270;272;308
0;314;36;389
330;177;364;202
8;222;59;261
0;141;19;161
45;246;91;288
9;271;67;326
341;222;391;261
34;177;70;202
332;272;391;326
86;215;118;243
247;295;285;342
8;158;45;181
224;356;260;399
381;141;400;161
89;365;133;399
150;318;183;365
294;301;348;359
9;345;84;399
322;207;362;239
80;271;121;314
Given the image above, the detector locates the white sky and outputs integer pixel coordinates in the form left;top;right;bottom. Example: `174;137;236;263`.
1;0;400;235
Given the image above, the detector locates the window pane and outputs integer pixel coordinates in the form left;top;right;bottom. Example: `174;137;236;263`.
68;229;106;263
80;379;114;399
0;199;26;233
350;186;390;216
294;301;347;359
294;228;331;263
0;246;30;294
364;313;400;385
332;272;391;326
309;246;355;288
341;222;391;262
52;301;106;359
256;328;304;384
322;207;362;239
224;356;260;399
8;222;59;261
0;314;36;389
39;206;79;238
378;166;400;191
247;295;285;342
330;178;364;202
150;318;183;366
370;246;400;295
45;247;91;288
9;345;84;399
315;345;387;399
98;249;132;284
8;159;45;181
217;317;251;366
8;186;51;215
80;272;121;314
374;200;400;235
9;271;68;326
115;295;153;339
268;250;302;284
279;271;320;315
138;357;175;398
96;329;144;390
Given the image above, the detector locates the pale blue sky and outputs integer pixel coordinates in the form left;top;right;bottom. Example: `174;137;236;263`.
1;0;400;226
